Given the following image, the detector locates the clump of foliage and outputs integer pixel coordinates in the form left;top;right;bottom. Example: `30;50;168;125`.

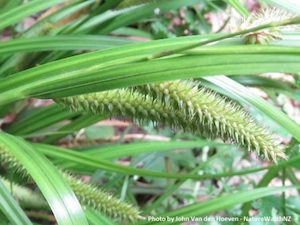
0;0;300;225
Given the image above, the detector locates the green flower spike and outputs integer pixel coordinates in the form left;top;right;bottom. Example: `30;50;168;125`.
0;144;141;222
58;84;286;162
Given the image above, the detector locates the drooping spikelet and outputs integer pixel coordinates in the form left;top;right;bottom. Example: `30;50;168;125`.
0;144;141;222
57;85;286;162
234;8;298;44
136;80;286;162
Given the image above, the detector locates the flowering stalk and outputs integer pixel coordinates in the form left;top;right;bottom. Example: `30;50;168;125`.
65;174;142;222
57;86;286;162
0;144;141;222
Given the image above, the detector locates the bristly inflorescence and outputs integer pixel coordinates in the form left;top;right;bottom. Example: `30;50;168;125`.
58;82;286;162
234;8;298;44
0;144;141;222
136;80;286;162
56;89;191;130
65;175;142;222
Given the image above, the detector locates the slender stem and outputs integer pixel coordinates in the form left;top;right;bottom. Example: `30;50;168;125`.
281;168;287;217
285;168;300;195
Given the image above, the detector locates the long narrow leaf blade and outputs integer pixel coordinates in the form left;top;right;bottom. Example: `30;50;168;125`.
0;0;63;31
0;179;33;225
0;44;300;105
0;36;135;56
